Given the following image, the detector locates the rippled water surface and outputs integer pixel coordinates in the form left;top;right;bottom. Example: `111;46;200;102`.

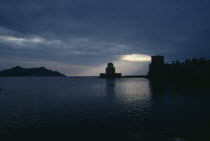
0;77;209;141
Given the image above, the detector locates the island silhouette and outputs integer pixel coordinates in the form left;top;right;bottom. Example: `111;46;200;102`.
0;66;65;77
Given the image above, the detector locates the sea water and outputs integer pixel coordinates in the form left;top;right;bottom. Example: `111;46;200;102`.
0;77;209;141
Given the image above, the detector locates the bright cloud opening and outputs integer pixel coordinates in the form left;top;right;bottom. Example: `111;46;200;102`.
121;54;151;62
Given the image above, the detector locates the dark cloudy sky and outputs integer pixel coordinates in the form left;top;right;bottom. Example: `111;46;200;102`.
0;0;210;76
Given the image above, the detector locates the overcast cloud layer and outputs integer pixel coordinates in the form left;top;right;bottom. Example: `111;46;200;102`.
0;0;210;75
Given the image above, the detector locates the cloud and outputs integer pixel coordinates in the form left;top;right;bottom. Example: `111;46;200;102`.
0;0;210;75
0;36;43;45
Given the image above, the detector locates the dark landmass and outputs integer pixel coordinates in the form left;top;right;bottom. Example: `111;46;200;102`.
147;56;210;86
0;66;65;77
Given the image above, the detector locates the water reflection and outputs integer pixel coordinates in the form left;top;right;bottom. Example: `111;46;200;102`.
148;80;210;141
118;79;152;106
104;79;116;107
0;77;210;141
105;79;116;96
149;81;166;98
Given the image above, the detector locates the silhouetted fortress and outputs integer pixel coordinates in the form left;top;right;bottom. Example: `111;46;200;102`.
100;63;122;78
147;56;210;82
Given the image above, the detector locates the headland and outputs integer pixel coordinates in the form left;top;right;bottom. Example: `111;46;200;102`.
0;66;65;77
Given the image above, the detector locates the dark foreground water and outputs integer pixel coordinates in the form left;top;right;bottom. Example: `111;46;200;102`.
0;77;210;141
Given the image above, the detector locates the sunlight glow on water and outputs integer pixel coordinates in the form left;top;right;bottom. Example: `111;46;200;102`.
0;77;210;141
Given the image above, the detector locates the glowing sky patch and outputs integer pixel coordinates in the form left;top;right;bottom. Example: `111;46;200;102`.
0;0;210;75
121;54;151;62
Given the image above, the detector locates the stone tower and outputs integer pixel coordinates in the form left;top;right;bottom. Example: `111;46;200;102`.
100;62;122;78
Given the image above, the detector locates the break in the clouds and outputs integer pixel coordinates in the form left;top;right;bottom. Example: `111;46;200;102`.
0;0;210;75
121;54;151;62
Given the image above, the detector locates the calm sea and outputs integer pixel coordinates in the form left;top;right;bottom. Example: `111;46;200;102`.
0;77;209;141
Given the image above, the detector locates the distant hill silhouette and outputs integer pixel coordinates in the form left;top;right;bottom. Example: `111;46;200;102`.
0;66;65;77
